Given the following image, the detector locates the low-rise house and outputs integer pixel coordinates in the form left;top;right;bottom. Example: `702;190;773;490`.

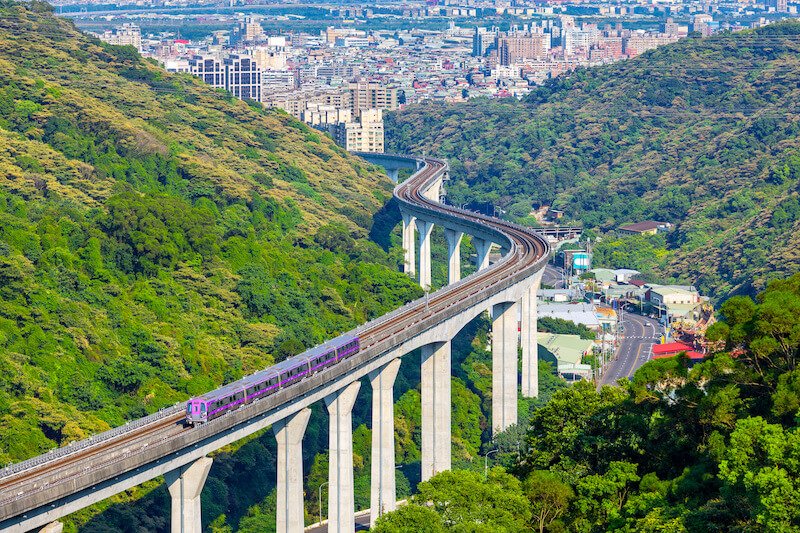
647;284;708;325
618;221;672;235
595;306;617;333
651;341;705;363
538;333;594;381
538;288;581;302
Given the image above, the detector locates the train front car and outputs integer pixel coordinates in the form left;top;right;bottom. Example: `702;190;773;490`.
185;398;207;426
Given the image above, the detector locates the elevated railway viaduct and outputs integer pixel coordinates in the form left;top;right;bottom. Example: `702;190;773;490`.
0;154;549;533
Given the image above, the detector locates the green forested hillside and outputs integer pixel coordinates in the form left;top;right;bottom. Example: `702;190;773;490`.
0;0;422;467
387;23;800;297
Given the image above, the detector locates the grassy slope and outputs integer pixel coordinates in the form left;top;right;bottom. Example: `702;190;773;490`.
0;1;421;465
387;23;800;297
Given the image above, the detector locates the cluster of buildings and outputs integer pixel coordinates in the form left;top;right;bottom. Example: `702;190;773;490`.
88;0;786;154
532;261;713;381
146;19;402;153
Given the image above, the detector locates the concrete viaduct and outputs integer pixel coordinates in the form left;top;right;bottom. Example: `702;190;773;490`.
0;154;550;533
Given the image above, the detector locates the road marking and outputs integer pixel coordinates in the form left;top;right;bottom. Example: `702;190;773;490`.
626;343;644;378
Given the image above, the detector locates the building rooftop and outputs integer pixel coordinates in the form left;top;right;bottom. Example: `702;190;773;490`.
650;286;698;297
653;350;705;360
618;220;670;233
538;303;601;329
652;342;693;355
538;333;595;365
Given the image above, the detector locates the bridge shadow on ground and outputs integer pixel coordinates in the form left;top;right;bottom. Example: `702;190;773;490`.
369;197;402;252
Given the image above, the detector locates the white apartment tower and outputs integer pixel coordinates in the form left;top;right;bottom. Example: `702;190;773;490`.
336;109;384;153
189;54;262;102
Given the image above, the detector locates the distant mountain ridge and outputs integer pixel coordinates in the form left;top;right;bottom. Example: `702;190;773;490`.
387;23;800;297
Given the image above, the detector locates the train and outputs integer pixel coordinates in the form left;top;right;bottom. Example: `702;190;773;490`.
185;334;360;425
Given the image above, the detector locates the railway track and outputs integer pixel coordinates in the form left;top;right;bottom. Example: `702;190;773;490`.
0;156;549;525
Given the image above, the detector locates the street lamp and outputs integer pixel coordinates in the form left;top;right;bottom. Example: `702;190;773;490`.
484;449;498;480
318;480;329;525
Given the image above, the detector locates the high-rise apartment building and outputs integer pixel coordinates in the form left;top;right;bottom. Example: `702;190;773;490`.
766;0;789;12
189;54;262;102
661;18;679;36
224;55;261;102
336;109;384;153
189;55;225;90
99;23;142;52
348;81;398;113
243;16;264;42
497;32;550;65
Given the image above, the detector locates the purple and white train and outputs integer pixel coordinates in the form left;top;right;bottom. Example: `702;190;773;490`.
185;334;360;425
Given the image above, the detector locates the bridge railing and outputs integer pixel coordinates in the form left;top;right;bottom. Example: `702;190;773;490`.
0;405;183;480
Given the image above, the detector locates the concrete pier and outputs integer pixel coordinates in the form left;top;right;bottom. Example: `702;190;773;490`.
416;219;434;291
421;341;451;481
521;271;543;398
273;408;311;533
325;381;361;533
444;228;463;285
520;286;538;398
492;301;519;436
369;359;401;526
165;456;213;533
402;212;416;277
474;238;492;271
39;522;62;533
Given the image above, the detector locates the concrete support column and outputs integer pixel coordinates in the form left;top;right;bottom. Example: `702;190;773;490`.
520;284;539;398
474;238;492;271
421;341;451;481
325;381;361;533
369;359;402;526
424;179;442;202
444;228;463;285
165;456;213;533
39;522;63;533
273;408;312;533
402;212;416;278
492;301;519;436
416;219;434;291
387;168;399;183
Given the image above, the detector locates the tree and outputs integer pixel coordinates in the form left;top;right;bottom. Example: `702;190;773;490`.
573;461;640;527
717;417;800;531
524;470;574;533
412;468;531;531
372;504;445;533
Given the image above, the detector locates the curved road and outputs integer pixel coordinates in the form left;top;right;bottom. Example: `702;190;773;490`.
600;311;661;385
541;265;566;289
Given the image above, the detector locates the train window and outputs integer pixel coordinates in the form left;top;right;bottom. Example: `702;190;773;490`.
201;404;206;412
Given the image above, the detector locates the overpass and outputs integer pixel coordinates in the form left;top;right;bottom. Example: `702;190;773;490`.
0;155;549;533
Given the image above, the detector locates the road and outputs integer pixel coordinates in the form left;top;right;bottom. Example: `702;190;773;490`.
305;511;371;533
600;310;661;385
541;264;566;288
